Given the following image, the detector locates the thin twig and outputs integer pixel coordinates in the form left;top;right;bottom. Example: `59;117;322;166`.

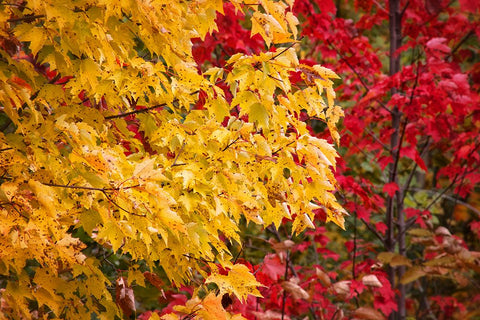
352;211;358;280
326;40;392;115
360;218;385;244
7;14;44;23
272;141;295;155
105;90;199;120
408;61;421;105
425;165;480;213
401;137;430;203
182;254;216;264
44;182;145;217
389;116;408;183
271;40;301;60
352;210;361;308
222;137;240;152
365;127;391;153
233;244;244;264
401;162;480;235
411;189;480;218
172;141;186;167
44;183;139;191
400;1;410;18
101;190;145;217
281;251;290;320
447;30;474;59
105;101;170;120
415;279;437;320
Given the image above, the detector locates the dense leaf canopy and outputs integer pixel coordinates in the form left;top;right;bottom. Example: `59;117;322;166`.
0;0;345;318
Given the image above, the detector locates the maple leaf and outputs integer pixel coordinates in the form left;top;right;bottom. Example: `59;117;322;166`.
197;293;229;320
281;277;310;300
259;254;285;282
382;182;399;197
205;264;264;302
459;0;480;13
354;307;386;320
144;271;164;291
426;37;451;54
116;277;136;317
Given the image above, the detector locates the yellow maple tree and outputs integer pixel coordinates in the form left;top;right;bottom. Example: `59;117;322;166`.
0;0;345;318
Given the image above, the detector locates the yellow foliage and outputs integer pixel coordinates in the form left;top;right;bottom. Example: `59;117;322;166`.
167;292;248;320
206;264;264;302
0;0;345;318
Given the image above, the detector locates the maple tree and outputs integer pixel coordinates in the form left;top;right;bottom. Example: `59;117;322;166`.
1;0;479;319
156;0;479;320
309;0;480;319
0;0;348;319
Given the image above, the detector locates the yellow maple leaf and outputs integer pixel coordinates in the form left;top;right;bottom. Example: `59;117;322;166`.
205;264;263;302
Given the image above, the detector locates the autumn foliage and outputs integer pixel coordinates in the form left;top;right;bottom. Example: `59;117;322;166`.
0;0;348;319
1;0;479;319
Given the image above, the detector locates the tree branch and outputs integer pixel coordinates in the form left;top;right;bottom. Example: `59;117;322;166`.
171;141;186;167
408;188;480;218
447;30;475;58
222;137;240;152
272;141;295;155
101;190;145;217
105;101;171;120
7;14;44;23
43;182;145;217
401;137;430;203
360;218;385;244
281;250;290;320
366;127;391;153
326;40;393;115
43;183;139;192
105;90;199;120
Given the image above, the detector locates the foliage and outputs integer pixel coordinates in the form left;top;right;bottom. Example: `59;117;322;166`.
304;0;480;318
0;0;347;319
1;0;479;319
147;0;480;320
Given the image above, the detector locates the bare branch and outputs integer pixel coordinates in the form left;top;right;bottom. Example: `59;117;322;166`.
360;218;385;244
408;188;480;218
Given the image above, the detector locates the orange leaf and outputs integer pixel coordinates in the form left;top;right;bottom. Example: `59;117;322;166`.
143;271;164;290
198;293;228;320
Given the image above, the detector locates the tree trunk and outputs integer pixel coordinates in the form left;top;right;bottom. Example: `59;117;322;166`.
388;0;405;319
